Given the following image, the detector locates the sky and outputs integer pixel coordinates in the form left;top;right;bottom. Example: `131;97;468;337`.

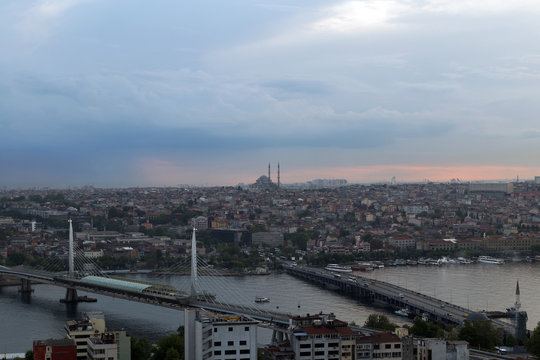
1;0;540;188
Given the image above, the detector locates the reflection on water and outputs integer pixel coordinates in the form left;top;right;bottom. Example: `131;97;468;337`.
1;262;539;352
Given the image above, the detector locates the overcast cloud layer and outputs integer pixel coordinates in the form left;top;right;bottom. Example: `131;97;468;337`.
1;0;540;187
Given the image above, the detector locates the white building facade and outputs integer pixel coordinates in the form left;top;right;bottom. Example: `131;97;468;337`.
185;309;258;360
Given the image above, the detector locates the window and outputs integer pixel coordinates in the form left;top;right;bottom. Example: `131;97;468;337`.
214;328;217;333
245;326;250;331
300;344;311;348
239;340;247;346
215;341;221;347
314;343;324;348
214;350;221;355
394;344;401;349
300;352;311;356
224;350;236;355
240;349;250;354
228;327;233;332
385;344;391;349
314;351;324;356
374;344;380;350
228;341;234;346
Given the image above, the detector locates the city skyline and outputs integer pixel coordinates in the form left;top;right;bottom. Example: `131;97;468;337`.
2;0;540;187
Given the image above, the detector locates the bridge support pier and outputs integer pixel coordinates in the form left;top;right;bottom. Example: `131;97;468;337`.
271;328;288;346
19;279;34;294
63;287;79;303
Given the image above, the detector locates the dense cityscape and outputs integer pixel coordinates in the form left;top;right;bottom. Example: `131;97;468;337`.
3;175;540;359
3;0;540;358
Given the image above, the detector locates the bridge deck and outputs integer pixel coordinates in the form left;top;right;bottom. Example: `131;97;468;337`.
285;265;517;334
0;267;291;325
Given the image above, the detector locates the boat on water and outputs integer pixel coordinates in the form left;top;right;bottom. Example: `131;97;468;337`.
255;296;270;303
351;263;374;272
395;308;410;317
325;264;353;273
477;256;504;264
457;257;473;264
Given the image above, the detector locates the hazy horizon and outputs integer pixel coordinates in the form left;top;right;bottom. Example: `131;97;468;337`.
2;0;540;188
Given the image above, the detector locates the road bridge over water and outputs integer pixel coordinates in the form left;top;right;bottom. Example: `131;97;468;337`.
285;264;517;334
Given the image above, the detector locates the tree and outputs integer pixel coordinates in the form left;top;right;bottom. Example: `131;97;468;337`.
364;314;398;331
6;252;26;266
25;351;33;360
152;333;184;360
408;317;444;338
526;322;540;357
131;337;154;360
164;348;181;360
458;320;502;350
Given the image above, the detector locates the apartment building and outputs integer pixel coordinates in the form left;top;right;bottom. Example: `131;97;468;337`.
185;309;258;360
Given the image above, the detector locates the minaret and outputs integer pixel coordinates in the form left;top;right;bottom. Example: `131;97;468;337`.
68;219;74;278
278;163;280;188
268;163;271;181
515;280;521;311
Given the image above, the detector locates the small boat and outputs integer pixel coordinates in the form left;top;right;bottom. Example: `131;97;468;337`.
325;264;353;273
477;256;504;264
255;296;270;303
406;260;417;266
395;308;410;317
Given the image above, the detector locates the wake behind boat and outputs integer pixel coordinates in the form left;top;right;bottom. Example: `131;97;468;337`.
325;264;353;273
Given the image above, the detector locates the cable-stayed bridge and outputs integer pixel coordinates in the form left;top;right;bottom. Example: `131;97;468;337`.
0;220;521;338
0;222;291;326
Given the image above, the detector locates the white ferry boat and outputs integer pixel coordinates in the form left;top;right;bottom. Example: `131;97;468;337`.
325;264;353;273
477;256;504;264
255;296;270;303
394;308;410;317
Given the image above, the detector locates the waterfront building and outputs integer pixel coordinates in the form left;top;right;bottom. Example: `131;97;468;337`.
184;309;258;360
87;333;118;360
356;332;402;360
33;339;77;360
64;313;130;360
263;313;357;360
416;339;469;360
65;313;106;360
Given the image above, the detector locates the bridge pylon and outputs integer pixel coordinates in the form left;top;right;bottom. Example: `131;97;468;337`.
63;219;79;304
190;227;198;300
68;219;74;278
